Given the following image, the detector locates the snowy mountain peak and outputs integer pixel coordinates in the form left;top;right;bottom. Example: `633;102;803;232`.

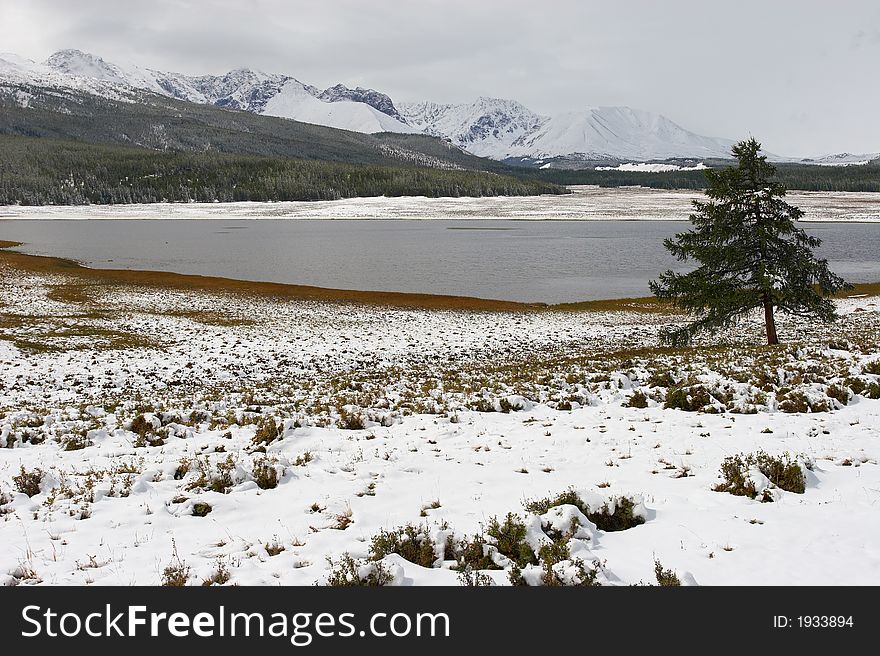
400;97;735;161
45;49;124;82
399;97;547;158
5;49;749;159
319;84;405;122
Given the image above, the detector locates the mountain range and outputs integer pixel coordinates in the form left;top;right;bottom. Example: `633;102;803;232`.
1;49;877;166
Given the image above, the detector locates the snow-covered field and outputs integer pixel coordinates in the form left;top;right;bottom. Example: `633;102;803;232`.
3;186;879;221
2;256;880;587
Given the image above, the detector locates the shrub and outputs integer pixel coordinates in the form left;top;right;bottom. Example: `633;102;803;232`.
63;434;90;451
825;384;849;406
252;456;278;490
192;502;212;517
162;545;190;587
625;390;649;408
779;391;829;413
174;457;190;480
587;497;645;532
486;513;537;567
325;554;394;586
252;417;281;447
332;509;353;530
369;525;437;568
201;561;231;586
654;560;681;586
510;541;601;587
664;385;714;412
863;360;880;375
337;407;366;430
13;466;43;497
265;541;286;556
187;455;237;493
499;397;524;413
457;565;494;586
846;377;867;396
714;451;805;501
452;535;502;571
754;451;806;494
524;490;644;532
647;371;676;388
131;414;164;447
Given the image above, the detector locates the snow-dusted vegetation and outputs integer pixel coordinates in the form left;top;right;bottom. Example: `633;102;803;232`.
1;258;879;586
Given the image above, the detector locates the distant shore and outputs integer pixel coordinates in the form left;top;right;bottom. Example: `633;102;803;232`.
1;186;879;221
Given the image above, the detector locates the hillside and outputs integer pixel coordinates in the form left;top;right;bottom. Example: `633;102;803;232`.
0;135;564;205
0;82;492;170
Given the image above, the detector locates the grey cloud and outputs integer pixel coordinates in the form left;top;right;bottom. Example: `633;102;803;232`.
3;0;880;157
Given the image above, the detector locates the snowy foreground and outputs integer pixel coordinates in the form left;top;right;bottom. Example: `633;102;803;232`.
1;263;880;586
3;186;879;221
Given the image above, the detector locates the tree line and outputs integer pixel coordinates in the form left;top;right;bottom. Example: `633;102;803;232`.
528;161;880;192
0;135;565;206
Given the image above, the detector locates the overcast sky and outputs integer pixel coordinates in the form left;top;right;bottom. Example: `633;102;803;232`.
2;0;879;156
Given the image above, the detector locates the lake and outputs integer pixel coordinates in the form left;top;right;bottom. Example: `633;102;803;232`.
2;218;878;303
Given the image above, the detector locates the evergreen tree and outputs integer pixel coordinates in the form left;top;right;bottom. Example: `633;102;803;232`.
650;137;850;346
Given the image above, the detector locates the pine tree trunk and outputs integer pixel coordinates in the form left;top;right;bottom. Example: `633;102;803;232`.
763;293;779;345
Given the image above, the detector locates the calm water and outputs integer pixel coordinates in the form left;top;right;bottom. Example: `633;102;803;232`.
2;219;879;303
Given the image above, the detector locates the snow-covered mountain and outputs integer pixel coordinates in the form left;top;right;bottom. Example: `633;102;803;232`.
318;84;406;123
399;97;548;159
796;152;880;167
4;49;871;164
400;100;735;161
1;49;417;135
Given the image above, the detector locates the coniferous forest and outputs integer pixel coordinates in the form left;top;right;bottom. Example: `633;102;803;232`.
0;135;565;205
529;162;880;191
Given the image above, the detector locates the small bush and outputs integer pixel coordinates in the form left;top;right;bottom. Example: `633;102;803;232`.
131;414;164;447
325;554;394;586
63;434;90;451
174;457;191;480
252;456;278;490
664;385;714;412
337;407;366;430
13;466;43;497
714;451;805;501
754;451;806;494
625;390;649;408
457;565;494;586
863;360;880;375
162;545;190;587
486;513;537;567
524;490;644;532
825;384;849;406
252;417;281;447
647;371;676;388
654;560;681;586
369;525;437;568
192;502;212;517
846;377;867;396
201;561;231;586
332;509;353;530
779;391;829;413
588;497;645;532
452;535;502;571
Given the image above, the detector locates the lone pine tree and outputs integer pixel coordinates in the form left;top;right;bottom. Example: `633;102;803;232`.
650;137;850;346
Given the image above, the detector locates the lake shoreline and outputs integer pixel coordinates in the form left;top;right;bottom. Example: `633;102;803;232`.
2;240;878;311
